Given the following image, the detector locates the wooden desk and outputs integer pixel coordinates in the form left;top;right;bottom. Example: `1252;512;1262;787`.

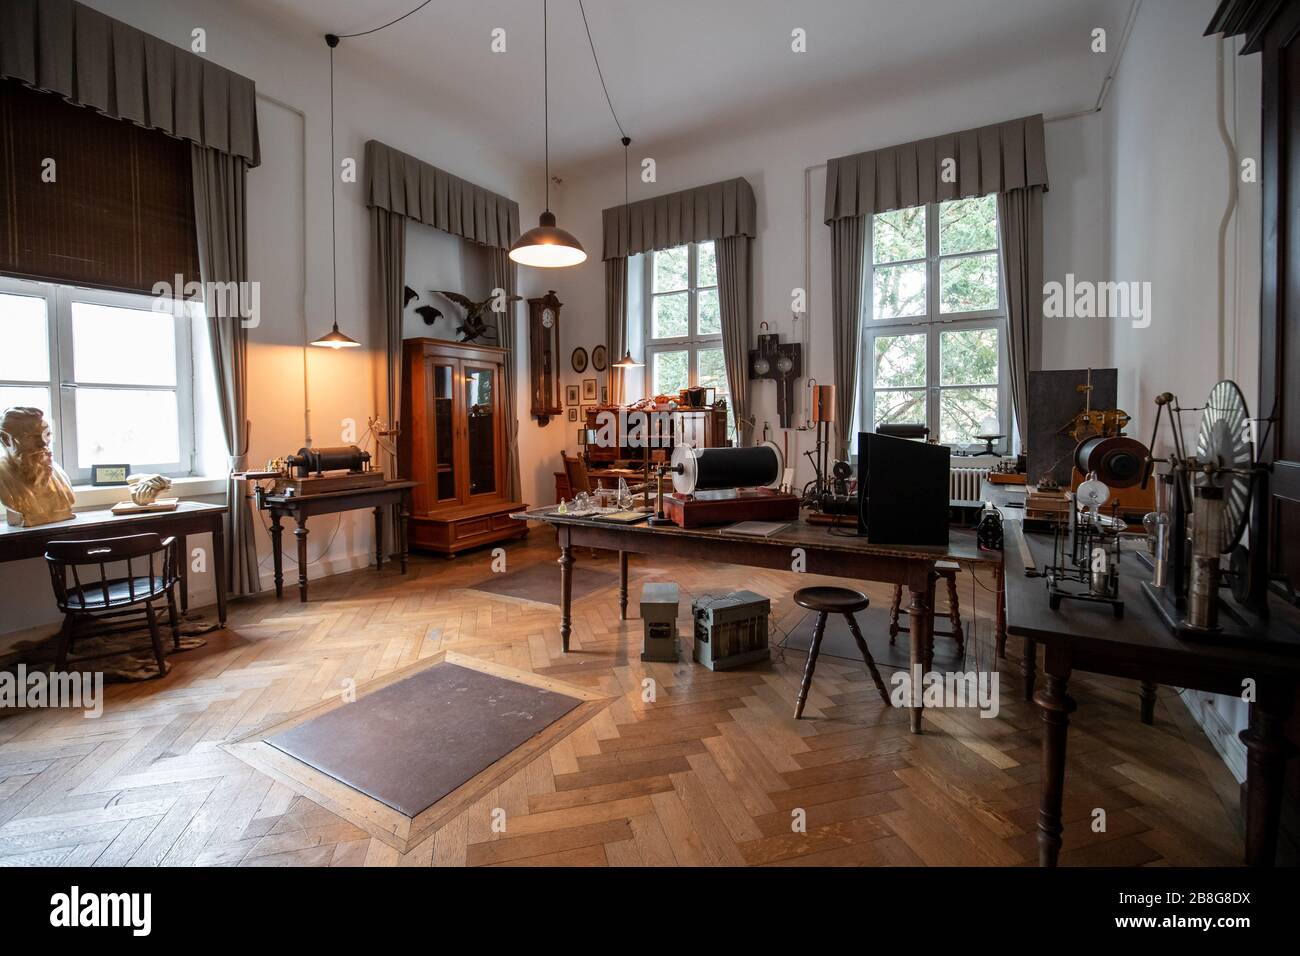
0;500;229;624
1003;521;1300;867
514;507;1002;734
261;481;417;602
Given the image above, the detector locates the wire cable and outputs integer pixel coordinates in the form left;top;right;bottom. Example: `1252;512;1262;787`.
578;0;627;140
335;0;438;39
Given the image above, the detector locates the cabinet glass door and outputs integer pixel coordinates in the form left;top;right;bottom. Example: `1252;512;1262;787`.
464;364;497;496
431;362;458;502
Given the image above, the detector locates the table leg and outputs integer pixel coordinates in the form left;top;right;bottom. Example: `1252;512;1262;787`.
1023;638;1037;701
212;518;228;626
373;506;384;571
559;533;575;653
398;494;409;574
1239;689;1297;866
995;561;1007;658
177;533;190;614
619;550;629;620
295;516;309;603
906;572;936;734
270;513;284;599
1034;653;1075;867
1139;680;1157;725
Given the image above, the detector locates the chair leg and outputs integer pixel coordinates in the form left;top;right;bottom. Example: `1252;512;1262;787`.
55;613;76;671
888;585;902;644
166;586;181;650
145;602;167;677
794;611;827;720
946;573;965;656
844;612;892;707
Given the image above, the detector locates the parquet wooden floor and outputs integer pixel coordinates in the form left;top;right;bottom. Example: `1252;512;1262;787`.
0;529;1245;867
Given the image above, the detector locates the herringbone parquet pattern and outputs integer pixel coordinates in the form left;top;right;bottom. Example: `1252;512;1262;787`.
0;529;1244;866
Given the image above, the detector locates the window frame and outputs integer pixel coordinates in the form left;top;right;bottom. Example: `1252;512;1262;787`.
642;241;725;397
0;275;197;483
857;197;1011;454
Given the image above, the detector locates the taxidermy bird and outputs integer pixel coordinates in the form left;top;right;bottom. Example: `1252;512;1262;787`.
415;305;443;326
431;290;522;343
403;285;419;308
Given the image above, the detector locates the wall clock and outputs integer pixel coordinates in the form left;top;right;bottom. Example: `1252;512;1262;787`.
528;291;563;425
571;347;588;373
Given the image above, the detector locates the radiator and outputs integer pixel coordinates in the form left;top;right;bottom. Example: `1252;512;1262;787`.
950;466;991;501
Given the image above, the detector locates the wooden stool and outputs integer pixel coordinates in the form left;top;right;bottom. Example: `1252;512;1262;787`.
888;561;964;656
792;586;890;719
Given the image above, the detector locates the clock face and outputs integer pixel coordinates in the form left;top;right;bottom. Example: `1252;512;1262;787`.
542;308;555;328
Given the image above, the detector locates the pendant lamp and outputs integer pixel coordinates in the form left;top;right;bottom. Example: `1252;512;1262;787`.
509;0;587;268
311;33;361;348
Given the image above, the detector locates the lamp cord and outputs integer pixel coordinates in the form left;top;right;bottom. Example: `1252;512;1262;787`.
335;0;437;39
578;0;627;140
544;0;549;213
329;44;338;332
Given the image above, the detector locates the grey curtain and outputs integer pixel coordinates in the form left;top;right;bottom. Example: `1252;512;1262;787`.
192;145;258;596
715;235;753;445
997;187;1045;449
372;207;406;478
602;178;757;260
825;114;1046;222
489;249;523;502
1;0;259;165
365;140;519;249
604;258;628;405
830;217;867;457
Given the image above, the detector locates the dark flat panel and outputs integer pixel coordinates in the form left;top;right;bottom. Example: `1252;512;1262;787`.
1026;368;1117;487
269;663;580;818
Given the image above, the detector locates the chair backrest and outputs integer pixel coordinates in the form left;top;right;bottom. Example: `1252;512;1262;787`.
562;452;592;496
45;533;176;611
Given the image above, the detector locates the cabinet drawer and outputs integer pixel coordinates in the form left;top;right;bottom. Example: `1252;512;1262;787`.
454;516;493;539
491;512;519;531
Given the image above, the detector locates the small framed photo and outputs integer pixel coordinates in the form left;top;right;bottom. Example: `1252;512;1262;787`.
91;463;130;486
567;407;578;422
577;428;589;446
582;378;597;401
565;384;580;406
591;344;608;372
600;385;609;404
581;405;597;421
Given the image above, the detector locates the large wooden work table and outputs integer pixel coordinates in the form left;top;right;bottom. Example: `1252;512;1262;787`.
514;507;1003;734
1003;520;1300;867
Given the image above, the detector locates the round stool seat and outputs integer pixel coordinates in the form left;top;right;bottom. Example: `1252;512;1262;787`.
793;586;869;614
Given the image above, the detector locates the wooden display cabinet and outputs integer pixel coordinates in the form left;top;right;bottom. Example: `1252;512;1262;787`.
400;339;527;555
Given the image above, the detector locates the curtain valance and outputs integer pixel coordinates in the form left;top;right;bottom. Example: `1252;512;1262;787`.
602;177;756;261
0;0;260;166
824;114;1047;223
364;140;520;250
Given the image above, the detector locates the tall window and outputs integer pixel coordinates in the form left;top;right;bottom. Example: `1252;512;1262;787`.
858;194;1007;452
0;277;197;482
643;242;729;411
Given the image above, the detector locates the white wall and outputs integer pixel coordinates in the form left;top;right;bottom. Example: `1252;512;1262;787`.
1104;0;1262;781
549;61;1114;491
0;0;558;640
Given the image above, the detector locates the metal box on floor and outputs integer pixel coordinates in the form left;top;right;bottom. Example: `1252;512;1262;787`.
692;590;770;670
640;582;680;663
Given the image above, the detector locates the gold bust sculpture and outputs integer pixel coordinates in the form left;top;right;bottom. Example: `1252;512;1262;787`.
0;406;75;527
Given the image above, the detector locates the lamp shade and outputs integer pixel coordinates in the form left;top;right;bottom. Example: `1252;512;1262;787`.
310;323;361;348
509;211;587;268
612;349;643;369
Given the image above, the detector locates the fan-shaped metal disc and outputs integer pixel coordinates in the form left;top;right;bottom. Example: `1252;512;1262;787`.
1196;380;1253;553
671;443;698;494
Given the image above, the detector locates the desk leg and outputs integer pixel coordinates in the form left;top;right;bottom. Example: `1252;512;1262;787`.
270;513;284;599
1023;638;1037;701
995;562;1007;658
175;533;189;615
213;518;228;626
559;528;574;653
1139;680;1157;725
373;506;384;570
398;495;409;574
1240;690;1297;866
1035;653;1076;867
619;551;629;620
294;516;309;603
906;572;936;734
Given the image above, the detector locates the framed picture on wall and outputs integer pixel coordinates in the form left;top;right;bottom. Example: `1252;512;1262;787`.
568;408;578;422
571;347;588;373
592;345;608;371
582;378;597;401
600;385;609;404
565;384;580;406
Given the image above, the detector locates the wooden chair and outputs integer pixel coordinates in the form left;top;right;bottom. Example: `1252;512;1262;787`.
792;586;890;719
887;561;965;656
45;533;181;678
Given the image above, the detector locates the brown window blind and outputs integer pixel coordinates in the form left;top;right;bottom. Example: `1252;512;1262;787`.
0;77;199;294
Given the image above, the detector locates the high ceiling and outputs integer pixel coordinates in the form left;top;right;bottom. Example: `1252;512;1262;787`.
248;0;1130;170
